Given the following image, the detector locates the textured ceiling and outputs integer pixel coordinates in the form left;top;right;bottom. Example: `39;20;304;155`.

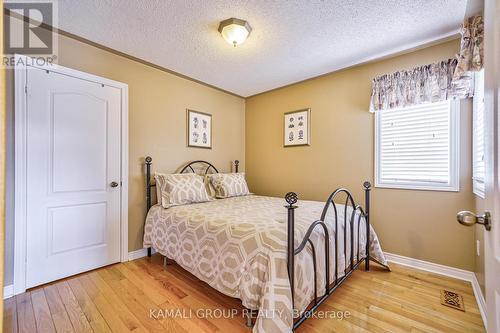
57;0;470;97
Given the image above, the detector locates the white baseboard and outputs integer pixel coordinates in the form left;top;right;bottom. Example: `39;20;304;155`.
384;252;487;328
4;284;14;299
128;248;155;261
384;252;474;281
471;272;488;328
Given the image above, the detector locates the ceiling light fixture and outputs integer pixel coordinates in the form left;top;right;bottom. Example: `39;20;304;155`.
218;18;252;47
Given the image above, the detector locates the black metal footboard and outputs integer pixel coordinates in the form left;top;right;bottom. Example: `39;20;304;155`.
285;182;371;330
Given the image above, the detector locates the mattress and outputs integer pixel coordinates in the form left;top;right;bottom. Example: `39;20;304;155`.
144;194;388;333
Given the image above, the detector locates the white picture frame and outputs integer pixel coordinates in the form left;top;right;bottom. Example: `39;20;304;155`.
284;108;310;147
187;109;212;149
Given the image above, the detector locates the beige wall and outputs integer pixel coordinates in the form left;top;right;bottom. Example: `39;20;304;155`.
246;39;476;270
3;31;245;284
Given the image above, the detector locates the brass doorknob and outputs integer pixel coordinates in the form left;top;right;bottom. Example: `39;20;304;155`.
457;211;491;231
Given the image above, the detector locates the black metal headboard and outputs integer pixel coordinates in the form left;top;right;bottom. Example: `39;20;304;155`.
179;160;219;174
145;157;239;211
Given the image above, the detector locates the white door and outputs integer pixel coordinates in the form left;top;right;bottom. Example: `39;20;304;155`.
25;67;122;288
484;1;500;331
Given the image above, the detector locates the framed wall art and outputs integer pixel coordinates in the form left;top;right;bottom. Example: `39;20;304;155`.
187;109;212;149
284;108;310;147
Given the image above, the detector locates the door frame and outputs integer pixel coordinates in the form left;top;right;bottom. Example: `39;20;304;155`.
13;54;129;295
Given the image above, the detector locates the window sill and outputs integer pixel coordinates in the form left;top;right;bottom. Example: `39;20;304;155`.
375;182;460;192
473;189;485;199
473;179;485;198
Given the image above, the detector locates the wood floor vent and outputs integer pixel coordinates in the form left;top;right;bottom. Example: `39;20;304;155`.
440;290;465;311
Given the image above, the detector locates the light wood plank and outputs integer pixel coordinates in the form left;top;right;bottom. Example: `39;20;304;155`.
87;271;147;332
30;289;57;333
16;292;37;333
96;268;176;332
120;261;222;333
115;274;185;332
3;296;18;333
338;275;484;332
43;284;75;333
66;277;112;333
76;274;132;333
55;281;93;333
129;259;247;332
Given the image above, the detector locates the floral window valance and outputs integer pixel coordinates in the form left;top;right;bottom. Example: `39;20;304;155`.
453;15;484;80
369;58;472;112
370;15;483;112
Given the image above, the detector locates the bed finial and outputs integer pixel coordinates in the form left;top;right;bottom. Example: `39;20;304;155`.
285;192;298;207
234;160;239;173
146;156;152;164
363;181;371;190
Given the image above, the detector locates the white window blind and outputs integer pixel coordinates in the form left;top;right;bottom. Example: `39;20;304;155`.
375;100;460;191
473;69;485;197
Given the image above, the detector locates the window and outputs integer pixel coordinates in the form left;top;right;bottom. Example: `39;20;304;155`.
473;69;485;197
375;100;460;191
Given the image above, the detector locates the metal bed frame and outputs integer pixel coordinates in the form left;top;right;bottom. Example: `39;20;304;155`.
144;157;371;330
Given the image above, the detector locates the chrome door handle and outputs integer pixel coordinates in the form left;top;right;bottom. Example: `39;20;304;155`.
457;211;491;231
110;181;119;188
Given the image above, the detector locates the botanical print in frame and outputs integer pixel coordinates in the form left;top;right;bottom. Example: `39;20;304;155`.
187;109;212;149
284;108;310;147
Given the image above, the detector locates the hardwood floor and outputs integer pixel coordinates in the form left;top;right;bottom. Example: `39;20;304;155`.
3;254;485;333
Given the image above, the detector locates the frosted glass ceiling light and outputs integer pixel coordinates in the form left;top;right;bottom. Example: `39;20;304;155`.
218;18;252;47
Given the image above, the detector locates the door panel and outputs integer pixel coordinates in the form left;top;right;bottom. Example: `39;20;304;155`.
52;93;108;192
48;202;106;255
26;67;122;288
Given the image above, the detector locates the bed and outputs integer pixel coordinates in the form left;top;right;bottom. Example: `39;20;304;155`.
143;158;389;333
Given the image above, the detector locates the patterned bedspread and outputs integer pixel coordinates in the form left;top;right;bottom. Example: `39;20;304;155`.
144;195;388;333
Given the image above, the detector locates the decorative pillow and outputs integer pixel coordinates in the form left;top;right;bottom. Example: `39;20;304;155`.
209;173;250;198
155;173;211;208
204;174;217;199
154;173;164;206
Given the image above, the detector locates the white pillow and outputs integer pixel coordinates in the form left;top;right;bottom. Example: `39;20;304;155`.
208;173;250;198
155;173;211;208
